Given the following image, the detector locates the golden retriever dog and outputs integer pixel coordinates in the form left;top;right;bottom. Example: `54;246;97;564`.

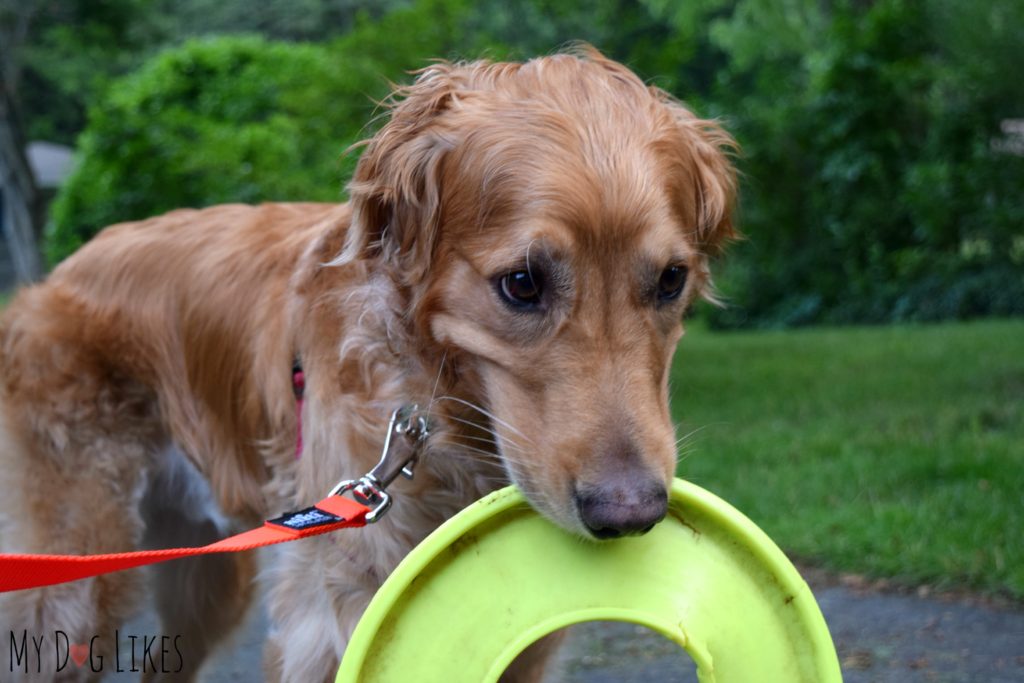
0;46;735;682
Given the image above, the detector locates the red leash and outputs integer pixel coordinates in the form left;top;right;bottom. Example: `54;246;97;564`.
0;496;368;593
0;402;432;594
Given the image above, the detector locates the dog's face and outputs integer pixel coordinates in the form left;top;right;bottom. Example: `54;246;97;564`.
343;49;736;538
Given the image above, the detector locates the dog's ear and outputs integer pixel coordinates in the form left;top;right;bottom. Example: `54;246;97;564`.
336;65;460;282
656;91;740;257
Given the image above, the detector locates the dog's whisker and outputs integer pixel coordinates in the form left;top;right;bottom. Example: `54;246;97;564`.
676;444;699;457
438;431;498;447
432;395;533;443
446;429;527;455
442;415;506;440
675;444;702;465
436;453;520;478
442;407;531;447
440;453;504;468
525;238;539;297
426;349;448;420
673;421;731;449
434;436;534;469
438;443;531;470
441;415;528;452
438;441;500;460
472;475;517;487
675;435;704;451
437;450;501;467
439;435;528;462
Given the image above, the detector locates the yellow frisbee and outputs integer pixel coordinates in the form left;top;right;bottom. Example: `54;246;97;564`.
337;479;842;682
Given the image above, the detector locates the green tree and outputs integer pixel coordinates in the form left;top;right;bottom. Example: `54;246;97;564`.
2;0;167;143
699;0;1024;326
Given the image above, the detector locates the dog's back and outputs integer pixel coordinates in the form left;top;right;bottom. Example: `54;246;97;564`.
1;203;343;512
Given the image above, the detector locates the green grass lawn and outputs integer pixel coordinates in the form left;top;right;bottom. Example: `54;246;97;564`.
670;318;1024;599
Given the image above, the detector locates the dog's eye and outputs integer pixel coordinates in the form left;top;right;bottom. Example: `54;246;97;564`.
657;265;688;302
498;270;544;308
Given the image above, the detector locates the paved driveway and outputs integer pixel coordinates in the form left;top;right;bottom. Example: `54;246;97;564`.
108;572;1024;682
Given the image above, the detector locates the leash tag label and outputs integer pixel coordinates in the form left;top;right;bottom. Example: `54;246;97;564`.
266;506;343;533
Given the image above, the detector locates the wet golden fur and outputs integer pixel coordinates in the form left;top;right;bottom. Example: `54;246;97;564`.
0;47;735;681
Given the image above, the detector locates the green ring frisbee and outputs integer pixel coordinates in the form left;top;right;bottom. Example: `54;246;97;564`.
337;479;842;682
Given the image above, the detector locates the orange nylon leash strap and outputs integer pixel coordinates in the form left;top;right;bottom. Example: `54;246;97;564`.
0;402;433;594
0;495;370;593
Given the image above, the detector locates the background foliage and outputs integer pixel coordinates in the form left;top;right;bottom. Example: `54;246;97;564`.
47;37;353;260
4;0;1022;326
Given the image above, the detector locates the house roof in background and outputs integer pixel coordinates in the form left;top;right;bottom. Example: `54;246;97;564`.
26;141;74;189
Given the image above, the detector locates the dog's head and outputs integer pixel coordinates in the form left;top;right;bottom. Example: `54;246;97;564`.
341;47;737;539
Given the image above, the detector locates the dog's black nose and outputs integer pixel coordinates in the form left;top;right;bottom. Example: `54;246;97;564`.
575;481;668;539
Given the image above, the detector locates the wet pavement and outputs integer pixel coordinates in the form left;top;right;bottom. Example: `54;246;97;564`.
109;570;1024;682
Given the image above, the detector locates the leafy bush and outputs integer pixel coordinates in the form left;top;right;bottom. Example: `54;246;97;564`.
46;36;356;264
45;0;497;265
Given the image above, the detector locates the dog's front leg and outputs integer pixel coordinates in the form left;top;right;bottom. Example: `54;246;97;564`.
262;527;402;683
264;541;565;683
501;631;568;683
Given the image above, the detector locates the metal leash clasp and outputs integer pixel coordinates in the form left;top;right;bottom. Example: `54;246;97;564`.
327;404;432;523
